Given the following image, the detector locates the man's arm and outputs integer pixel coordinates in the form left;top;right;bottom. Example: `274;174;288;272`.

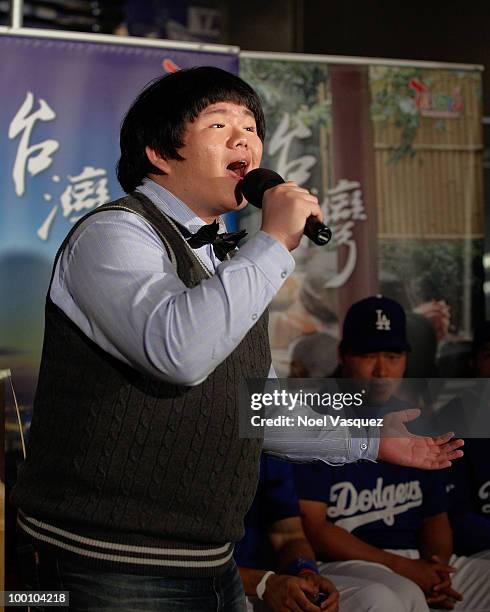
52;211;294;386
299;499;400;566
264;409;464;468
53;213;464;467
417;513;463;608
267;515;318;570
299;499;455;596
417;512;453;565
238;516;338;612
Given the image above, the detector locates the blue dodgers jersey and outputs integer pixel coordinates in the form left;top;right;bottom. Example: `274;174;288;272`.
294;461;447;550
446;438;490;555
234;455;300;569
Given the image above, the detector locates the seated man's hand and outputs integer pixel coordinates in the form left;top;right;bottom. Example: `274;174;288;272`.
378;409;464;469
264;572;337;612
392;555;456;596
425;555;463;610
302;572;338;612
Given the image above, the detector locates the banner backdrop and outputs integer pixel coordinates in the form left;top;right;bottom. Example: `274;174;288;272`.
0;33;238;417
240;55;484;377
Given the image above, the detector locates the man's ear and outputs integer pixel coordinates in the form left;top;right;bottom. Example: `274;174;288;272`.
145;146;171;174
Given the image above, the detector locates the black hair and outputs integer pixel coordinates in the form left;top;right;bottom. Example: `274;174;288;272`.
116;66;266;193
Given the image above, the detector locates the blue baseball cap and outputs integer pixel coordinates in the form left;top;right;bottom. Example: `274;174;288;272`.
340;295;411;354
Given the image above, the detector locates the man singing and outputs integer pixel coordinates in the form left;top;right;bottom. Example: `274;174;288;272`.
12;67;463;611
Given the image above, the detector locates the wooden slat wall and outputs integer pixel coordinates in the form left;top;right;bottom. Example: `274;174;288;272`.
372;70;483;238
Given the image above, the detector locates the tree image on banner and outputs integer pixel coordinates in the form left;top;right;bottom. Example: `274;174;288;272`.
370;66;424;163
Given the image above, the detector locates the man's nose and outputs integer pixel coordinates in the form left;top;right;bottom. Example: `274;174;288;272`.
229;128;248;148
373;356;388;377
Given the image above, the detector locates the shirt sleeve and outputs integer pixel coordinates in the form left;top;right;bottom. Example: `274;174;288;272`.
50;210;294;386
263;364;379;465
263;420;379;465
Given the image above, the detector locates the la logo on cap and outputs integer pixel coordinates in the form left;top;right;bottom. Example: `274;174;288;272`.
375;309;391;331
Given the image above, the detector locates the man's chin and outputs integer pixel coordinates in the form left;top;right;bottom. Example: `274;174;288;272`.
366;391;392;406
367;383;400;406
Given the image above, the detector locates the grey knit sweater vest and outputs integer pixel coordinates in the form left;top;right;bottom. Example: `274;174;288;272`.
12;193;270;577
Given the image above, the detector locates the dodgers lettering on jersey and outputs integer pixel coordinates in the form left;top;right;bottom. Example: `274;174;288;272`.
328;477;423;531
479;480;490;514
446;438;490;555
294;461;446;550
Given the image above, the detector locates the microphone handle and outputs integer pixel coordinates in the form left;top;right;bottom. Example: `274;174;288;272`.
305;216;333;246
240;170;333;246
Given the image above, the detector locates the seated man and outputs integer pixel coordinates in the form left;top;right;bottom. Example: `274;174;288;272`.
235;454;396;612
445;321;490;556
295;296;490;612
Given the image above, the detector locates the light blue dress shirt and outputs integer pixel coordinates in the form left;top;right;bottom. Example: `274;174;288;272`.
50;178;378;463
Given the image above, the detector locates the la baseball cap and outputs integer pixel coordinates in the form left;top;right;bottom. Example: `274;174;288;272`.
340;295;411;354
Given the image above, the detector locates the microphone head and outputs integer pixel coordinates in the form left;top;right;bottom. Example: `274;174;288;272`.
240;168;285;209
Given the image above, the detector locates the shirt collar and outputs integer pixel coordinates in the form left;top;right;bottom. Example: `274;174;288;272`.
136;178;227;233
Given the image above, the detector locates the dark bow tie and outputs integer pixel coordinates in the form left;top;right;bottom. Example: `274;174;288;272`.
186;221;247;261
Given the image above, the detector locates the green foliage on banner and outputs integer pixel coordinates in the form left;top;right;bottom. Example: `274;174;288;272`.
370;66;424;163
370;67;482;164
240;58;331;134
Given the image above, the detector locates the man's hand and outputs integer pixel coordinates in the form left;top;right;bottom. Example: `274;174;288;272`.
261;182;323;252
263;572;337;611
302;572;339;612
425;555;463;610
413;300;451;342
378;409;464;469
391;556;456;595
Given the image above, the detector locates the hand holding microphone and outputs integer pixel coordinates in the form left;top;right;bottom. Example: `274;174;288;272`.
240;169;332;252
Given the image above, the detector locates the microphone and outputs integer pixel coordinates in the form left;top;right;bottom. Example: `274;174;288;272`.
240;168;332;246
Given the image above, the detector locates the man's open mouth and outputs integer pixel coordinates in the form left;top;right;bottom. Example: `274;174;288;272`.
226;160;249;179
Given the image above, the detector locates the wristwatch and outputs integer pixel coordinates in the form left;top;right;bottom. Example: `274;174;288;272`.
285;557;319;576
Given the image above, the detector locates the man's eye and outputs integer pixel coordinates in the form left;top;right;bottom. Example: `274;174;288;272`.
211;123;225;128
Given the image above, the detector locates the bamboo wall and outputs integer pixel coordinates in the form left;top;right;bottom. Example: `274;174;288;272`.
372;69;484;238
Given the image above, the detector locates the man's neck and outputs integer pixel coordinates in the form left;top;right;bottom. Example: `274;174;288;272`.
147;173;219;224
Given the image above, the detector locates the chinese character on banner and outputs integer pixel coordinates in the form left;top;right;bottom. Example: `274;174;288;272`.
323;179;366;288
268;112;316;184
8;91;59;197
38;167;110;241
8;90;112;242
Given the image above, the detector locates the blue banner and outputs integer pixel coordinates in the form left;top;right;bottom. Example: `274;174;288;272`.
0;33;237;408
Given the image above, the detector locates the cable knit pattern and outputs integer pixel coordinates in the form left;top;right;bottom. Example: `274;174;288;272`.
11;194;269;577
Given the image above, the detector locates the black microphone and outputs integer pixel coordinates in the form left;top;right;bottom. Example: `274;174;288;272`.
240;168;332;246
